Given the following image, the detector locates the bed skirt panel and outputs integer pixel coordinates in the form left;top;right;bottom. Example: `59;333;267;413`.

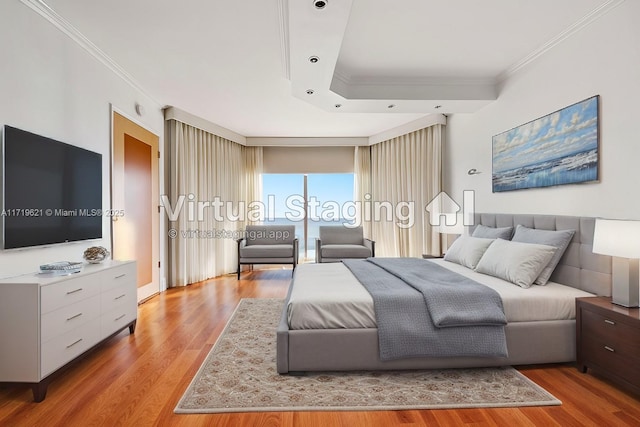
277;319;575;374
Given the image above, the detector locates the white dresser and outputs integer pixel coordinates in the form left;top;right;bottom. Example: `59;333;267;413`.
0;260;137;402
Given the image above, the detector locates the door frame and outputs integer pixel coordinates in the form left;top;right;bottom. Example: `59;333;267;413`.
110;105;164;302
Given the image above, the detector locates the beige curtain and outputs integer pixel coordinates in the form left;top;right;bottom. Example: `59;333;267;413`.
167;120;262;286
354;145;372;238
368;125;443;257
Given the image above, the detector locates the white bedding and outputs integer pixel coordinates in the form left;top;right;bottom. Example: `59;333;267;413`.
287;259;596;330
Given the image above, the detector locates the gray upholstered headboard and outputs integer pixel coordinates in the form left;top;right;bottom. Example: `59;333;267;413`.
471;213;612;296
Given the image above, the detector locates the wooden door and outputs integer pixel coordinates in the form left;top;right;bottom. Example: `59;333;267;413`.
112;111;160;302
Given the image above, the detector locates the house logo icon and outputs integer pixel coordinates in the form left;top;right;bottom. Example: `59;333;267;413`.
425;190;475;228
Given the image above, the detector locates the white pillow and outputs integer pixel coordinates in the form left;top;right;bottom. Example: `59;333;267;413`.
511;225;575;285
474;239;557;288
472;224;513;240
443;236;495;269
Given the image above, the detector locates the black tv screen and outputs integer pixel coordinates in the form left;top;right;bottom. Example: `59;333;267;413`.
2;125;103;249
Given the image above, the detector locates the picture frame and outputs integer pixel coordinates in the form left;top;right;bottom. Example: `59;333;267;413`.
492;95;600;192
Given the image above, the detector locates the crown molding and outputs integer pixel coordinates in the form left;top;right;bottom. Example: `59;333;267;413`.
164;107;246;146
246;137;368;147
277;0;291;80
368;114;447;145
498;0;626;82
20;0;161;106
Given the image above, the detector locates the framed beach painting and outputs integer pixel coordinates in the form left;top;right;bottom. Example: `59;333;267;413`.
492;95;599;192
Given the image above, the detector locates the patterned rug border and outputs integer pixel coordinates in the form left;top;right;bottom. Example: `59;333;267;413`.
175;298;561;414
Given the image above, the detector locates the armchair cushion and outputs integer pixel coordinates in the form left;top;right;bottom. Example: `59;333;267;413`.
240;244;295;258
321;244;372;259
245;225;295;245
319;226;364;245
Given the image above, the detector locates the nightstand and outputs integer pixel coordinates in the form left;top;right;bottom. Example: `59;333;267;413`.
576;296;640;395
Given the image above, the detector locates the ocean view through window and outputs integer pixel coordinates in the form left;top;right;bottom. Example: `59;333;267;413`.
262;173;355;260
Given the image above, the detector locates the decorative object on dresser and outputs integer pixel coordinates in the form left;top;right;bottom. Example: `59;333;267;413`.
576;296;640;395
592;218;640;307
0;260;137;402
39;261;84;275
83;246;111;264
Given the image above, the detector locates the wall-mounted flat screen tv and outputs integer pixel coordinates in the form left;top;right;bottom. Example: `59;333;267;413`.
2;125;102;249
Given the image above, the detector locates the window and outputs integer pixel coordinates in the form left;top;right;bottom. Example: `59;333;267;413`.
262;173;354;260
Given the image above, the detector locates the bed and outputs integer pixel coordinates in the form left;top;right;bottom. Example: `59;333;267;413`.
276;214;613;374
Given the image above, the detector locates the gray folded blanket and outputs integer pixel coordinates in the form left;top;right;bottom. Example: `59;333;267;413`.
367;257;507;327
342;258;508;361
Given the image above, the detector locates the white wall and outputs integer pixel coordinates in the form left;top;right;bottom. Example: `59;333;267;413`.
0;1;164;278
445;1;640;220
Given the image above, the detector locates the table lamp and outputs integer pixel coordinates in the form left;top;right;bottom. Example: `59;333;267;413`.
592;218;640;307
435;213;466;256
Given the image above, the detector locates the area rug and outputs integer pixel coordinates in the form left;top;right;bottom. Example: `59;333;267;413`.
175;298;561;413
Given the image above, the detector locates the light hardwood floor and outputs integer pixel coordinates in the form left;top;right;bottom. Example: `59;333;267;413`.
1;268;639;426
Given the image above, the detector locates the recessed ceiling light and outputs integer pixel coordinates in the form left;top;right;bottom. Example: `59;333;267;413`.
309;56;319;64
335;104;342;108
387;104;396;109
313;0;327;9
306;89;314;95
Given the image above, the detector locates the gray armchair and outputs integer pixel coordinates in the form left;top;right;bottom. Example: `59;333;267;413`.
237;225;298;279
315;225;375;263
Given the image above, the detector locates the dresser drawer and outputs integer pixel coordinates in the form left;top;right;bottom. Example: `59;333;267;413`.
41;275;101;314
101;263;136;290
41;317;101;377
41;294;101;343
101;283;136;313
101;308;136;339
581;309;640;355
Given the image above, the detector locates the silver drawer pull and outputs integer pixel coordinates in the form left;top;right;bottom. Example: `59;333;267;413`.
604;345;615;352
604;319;616;325
114;274;126;279
66;313;83;321
114;294;126;300
66;288;83;295
66;338;83;349
115;314;126;321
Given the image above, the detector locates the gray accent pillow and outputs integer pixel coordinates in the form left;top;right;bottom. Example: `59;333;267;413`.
443;236;495;269
511;224;575;285
475;239;557;289
472;224;514;240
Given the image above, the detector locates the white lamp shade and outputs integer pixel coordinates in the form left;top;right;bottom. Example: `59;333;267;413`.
593;218;640;259
435;213;465;235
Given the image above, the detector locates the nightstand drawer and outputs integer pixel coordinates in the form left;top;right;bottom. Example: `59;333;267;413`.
582;337;640;383
581;309;640;355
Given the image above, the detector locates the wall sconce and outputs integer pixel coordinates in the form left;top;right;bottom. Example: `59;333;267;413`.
467;169;482;175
